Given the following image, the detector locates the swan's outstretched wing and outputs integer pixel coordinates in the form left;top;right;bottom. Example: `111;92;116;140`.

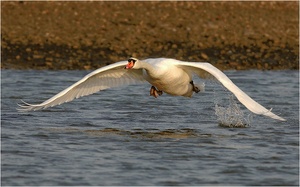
18;61;145;111
177;61;286;121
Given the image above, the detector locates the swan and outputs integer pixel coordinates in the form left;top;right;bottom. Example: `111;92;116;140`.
18;57;286;121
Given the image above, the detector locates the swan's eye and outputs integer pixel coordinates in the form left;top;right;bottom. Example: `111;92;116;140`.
128;58;136;63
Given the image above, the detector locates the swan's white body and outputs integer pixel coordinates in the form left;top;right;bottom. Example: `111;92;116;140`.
141;58;196;97
18;58;286;121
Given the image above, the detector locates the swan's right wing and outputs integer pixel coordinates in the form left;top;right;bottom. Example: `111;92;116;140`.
18;61;146;111
177;61;286;121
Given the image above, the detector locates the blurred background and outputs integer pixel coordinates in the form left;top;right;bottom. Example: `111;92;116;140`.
1;1;299;70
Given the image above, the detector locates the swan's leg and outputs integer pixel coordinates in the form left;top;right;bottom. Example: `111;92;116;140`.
157;89;163;96
150;86;156;96
190;81;200;93
150;86;163;98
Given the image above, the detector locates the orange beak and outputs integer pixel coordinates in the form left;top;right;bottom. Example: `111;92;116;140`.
125;61;134;69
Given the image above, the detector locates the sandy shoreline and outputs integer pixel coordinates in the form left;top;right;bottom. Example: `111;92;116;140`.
1;1;299;70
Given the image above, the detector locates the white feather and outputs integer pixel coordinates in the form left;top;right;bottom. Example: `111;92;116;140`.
18;58;286;121
18;61;145;111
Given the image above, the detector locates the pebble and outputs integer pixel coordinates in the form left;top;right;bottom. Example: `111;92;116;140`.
33;54;44;59
45;57;53;62
200;52;209;60
46;62;53;66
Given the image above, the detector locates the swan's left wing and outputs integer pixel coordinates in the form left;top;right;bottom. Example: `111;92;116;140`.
177;61;286;121
18;61;146;111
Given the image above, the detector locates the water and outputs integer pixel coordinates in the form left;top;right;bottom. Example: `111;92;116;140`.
1;69;299;185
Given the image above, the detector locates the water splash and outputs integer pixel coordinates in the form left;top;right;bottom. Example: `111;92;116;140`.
212;82;252;128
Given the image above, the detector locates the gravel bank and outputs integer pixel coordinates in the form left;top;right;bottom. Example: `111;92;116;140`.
1;1;299;70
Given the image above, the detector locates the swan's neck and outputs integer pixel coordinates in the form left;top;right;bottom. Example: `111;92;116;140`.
139;61;156;73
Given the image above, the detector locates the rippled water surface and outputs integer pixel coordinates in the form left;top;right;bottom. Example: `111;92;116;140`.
2;69;299;185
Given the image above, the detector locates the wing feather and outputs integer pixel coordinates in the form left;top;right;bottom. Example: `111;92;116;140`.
18;61;145;111
177;61;286;121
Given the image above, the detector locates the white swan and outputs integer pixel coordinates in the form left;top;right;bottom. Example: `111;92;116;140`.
18;57;286;121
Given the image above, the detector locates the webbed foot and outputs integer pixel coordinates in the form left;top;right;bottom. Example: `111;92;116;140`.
190;81;200;93
150;86;163;98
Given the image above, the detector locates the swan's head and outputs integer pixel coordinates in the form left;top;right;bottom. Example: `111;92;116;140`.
125;57;139;69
